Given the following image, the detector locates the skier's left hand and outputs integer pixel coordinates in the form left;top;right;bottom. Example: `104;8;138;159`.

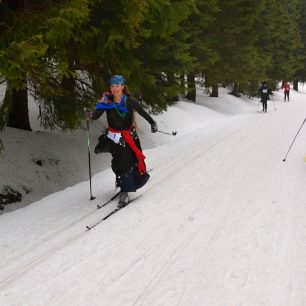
151;121;158;133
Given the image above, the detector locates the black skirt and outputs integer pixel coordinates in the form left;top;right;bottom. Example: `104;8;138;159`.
94;130;150;192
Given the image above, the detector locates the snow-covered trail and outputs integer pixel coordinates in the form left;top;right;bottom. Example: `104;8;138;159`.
1;92;306;306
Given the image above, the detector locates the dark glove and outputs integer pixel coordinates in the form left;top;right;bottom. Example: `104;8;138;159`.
151;121;157;133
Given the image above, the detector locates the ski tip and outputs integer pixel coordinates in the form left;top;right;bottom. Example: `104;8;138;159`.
282;159;286;162
86;225;92;230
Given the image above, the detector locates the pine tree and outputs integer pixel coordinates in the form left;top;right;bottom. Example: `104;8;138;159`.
204;0;266;96
293;0;306;89
0;0;90;132
183;0;219;101
255;0;303;83
128;0;196;110
33;0;90;130
0;1;49;130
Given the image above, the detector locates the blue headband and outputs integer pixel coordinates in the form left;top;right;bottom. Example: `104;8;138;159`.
110;75;125;85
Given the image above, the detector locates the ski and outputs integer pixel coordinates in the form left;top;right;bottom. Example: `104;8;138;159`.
97;191;120;209
86;195;141;230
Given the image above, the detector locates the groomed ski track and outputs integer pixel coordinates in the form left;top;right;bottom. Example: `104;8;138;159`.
1;91;306;305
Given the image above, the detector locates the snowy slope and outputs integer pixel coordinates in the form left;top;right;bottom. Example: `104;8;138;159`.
0;86;225;212
1;87;306;305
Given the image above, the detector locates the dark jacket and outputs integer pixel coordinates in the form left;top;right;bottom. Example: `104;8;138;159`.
258;85;272;102
91;95;155;130
91;95;154;188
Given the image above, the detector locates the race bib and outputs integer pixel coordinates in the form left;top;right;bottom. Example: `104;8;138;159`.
107;131;122;144
262;89;268;93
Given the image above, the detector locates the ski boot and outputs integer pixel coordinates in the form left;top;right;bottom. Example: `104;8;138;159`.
118;192;129;208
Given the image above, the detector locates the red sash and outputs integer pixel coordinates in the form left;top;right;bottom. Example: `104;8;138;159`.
108;127;147;174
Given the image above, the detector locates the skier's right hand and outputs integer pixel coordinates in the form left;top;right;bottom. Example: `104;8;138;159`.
99;96;105;103
99;92;112;103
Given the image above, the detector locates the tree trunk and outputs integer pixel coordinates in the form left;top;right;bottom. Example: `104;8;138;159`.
7;86;32;131
4;1;30;131
4;0;25;12
231;82;240;97
293;80;298;91
210;83;219;97
180;74;186;97
248;81;258;99
185;73;196;102
56;75;77;129
167;73;179;102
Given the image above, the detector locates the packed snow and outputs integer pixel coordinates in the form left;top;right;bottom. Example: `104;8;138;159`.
1;85;306;306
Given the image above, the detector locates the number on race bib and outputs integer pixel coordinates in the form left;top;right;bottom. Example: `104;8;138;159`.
107;131;122;144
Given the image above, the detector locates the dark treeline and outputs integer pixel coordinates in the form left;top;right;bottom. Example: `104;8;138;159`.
0;0;305;133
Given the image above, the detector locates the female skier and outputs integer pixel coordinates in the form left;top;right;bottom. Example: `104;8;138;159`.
282;82;290;102
86;75;157;207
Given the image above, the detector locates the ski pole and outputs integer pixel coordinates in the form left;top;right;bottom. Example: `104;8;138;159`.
157;130;177;136
86;119;96;200
271;94;276;110
257;98;260;112
282;118;306;162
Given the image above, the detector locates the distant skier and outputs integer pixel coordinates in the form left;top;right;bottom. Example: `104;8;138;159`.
282;81;290;102
258;81;272;112
85;75;157;207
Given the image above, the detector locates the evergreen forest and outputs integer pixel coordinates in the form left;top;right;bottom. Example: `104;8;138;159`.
1;0;306;134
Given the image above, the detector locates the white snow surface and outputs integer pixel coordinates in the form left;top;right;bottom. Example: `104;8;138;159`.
1;86;306;305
